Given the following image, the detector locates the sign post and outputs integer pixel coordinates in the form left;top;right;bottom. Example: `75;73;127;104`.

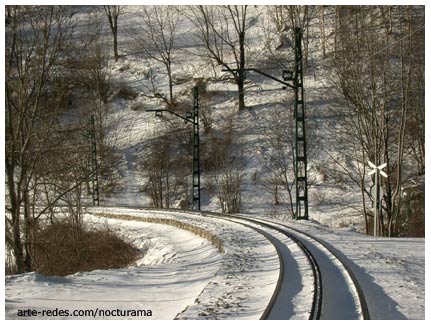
367;161;388;237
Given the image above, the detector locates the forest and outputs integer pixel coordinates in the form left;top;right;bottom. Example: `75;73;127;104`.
5;5;425;275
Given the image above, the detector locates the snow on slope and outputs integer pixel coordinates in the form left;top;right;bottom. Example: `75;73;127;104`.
4;6;425;321
65;7;427;320
5;208;425;320
82;5;368;228
5;208;280;320
282;219;425;320
5;215;222;320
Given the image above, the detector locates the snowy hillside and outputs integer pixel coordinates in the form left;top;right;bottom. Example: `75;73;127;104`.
5;208;425;319
70;5;423;233
66;6;367;225
4;4;426;321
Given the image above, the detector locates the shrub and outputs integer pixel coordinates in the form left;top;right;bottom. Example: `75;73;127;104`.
32;221;140;276
117;83;138;100
398;181;425;237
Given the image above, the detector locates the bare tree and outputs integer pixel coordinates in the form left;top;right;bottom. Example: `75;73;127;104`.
187;5;253;110
265;5;317;67
402;6;425;176
103;5;123;62
320;6;326;57
215;167;243;214
259;111;296;218
4;6;115;273
331;6;425;236
142;133;188;208
208;127;243;214
68;14;126;196
5;6;78;273
201;111;243;213
84;26;122;193
132;6;180;105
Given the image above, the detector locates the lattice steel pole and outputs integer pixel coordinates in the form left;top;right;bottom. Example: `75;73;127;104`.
145;86;201;211
293;27;308;220
192;86;201;210
222;29;309;220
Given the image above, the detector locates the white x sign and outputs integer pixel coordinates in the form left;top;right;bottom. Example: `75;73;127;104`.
367;161;388;178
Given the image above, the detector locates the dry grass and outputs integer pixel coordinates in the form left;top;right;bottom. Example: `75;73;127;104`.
33;221;139;276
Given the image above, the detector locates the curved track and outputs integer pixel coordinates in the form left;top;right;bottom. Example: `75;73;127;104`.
214;214;322;320
243;216;370;320
231;215;370;320
89;206;369;320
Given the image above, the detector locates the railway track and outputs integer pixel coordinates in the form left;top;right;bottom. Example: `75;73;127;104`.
88;206;370;320
211;214;322;320
239;215;370;320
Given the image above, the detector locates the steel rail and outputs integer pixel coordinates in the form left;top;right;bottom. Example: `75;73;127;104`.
89;206;285;319
89;205;321;319
252;217;371;320
213;214;322;320
88;205;369;320
211;217;285;320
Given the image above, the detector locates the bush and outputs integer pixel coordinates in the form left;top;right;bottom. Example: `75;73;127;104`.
116;83;138;100
33;221;139;276
398;181;425;237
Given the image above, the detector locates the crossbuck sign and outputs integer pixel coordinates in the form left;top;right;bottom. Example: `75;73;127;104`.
368;161;388;178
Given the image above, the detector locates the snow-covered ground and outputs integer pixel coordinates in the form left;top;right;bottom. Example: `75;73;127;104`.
3;5;426;322
77;5;370;229
6;216;222;320
285;219;426;320
5;208;425;320
43;5;421;232
6;208;280;320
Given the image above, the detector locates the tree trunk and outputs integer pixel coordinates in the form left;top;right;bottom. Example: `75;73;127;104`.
7;162;26;274
113;29;119;62
167;62;173;104
321;6;326;57
23;184;33;272
238;31;246;110
334;7;339;59
237;77;245;111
